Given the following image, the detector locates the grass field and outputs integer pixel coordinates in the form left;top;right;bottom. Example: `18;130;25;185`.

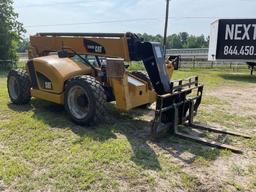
0;68;256;191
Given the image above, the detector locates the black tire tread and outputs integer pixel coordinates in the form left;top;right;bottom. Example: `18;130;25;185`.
7;69;31;105
65;75;106;125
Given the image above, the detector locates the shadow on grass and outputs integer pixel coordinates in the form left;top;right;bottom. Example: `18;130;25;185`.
8;99;161;170
8;103;34;112
219;73;256;83
8;99;223;170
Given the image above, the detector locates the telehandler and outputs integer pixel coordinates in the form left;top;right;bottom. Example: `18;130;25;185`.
7;32;250;153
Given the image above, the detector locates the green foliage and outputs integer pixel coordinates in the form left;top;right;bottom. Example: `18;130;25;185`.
137;32;209;49
17;38;29;53
0;0;25;61
168;34;183;48
137;33;164;44
128;62;145;71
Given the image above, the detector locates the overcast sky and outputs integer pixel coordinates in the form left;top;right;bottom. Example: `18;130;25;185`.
14;0;256;36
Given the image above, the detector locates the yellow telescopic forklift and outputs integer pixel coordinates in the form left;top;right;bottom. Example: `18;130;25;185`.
7;32;250;153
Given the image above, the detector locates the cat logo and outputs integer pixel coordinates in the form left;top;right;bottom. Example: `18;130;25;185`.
84;39;106;54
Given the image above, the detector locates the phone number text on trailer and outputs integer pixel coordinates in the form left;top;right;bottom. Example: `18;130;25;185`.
223;45;256;56
209;19;256;60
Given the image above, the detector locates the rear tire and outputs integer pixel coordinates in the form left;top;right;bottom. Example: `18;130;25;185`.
131;71;153;89
7;69;31;105
64;75;106;126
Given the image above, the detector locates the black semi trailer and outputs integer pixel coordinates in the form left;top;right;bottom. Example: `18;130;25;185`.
209;19;256;75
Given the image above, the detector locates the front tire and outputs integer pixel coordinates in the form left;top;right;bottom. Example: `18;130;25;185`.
7;69;31;105
64;75;106;126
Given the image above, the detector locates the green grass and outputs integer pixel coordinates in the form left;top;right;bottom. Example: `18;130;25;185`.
0;154;32;184
128;62;145;71
0;68;256;191
172;68;256;87
252;177;256;188
231;164;245;176
227;181;244;191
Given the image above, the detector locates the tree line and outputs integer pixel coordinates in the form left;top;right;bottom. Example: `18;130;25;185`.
17;32;209;53
0;0;25;61
137;32;209;49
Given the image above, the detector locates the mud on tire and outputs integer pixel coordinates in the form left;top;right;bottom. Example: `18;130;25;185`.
64;75;106;126
7;69;31;105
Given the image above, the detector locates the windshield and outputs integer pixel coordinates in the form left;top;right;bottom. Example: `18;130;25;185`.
71;55;102;67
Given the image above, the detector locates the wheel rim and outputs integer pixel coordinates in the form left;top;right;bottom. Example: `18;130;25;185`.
9;76;19;100
67;85;90;120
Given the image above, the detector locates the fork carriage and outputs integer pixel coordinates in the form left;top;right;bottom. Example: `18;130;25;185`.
151;76;251;154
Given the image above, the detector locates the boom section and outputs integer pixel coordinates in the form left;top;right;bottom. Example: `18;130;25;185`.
29;32;142;61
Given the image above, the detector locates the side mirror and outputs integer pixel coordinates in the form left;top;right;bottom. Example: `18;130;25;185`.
58;50;69;58
168;55;180;70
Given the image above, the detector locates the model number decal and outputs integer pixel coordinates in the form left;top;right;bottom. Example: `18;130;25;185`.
84;39;106;54
44;82;52;90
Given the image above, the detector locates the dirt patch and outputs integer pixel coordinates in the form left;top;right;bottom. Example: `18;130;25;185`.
181;85;256;191
134;84;256;191
185;151;256;191
207;85;256;118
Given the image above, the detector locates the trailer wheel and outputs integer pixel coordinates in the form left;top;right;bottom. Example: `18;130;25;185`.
7;69;31;105
131;71;153;89
64;75;106;126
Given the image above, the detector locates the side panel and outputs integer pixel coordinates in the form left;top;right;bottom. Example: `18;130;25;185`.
28;56;92;95
127;76;156;108
208;20;219;61
110;74;156;111
31;89;64;104
106;58;156;111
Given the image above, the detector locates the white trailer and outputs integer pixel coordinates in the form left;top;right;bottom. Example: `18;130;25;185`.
209;19;256;74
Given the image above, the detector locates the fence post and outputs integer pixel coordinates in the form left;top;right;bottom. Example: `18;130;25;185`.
193;56;195;68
